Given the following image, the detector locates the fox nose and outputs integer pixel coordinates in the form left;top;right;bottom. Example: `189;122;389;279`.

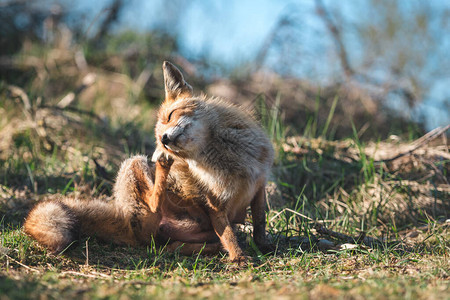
161;133;170;145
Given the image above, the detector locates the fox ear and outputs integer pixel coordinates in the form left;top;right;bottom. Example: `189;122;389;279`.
162;61;193;102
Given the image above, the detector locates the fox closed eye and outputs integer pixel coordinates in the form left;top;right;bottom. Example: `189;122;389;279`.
167;109;176;123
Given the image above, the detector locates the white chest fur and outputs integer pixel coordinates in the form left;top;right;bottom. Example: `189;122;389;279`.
186;159;256;205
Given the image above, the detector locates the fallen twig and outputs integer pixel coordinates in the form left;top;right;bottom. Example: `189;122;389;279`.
315;223;381;247
60;270;111;279
3;254;40;273
375;125;450;164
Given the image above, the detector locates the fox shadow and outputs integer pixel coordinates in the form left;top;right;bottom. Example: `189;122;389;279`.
43;230;315;271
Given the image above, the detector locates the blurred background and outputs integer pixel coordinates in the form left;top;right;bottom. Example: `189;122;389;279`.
1;0;449;136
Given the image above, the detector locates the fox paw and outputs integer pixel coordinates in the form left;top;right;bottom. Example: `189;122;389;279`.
230;255;250;268
151;147;164;162
151;147;174;168
257;243;275;254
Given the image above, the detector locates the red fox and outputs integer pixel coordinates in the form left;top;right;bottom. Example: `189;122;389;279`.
153;61;274;263
24;61;274;264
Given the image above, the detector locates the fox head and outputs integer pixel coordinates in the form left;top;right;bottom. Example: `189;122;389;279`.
154;61;210;159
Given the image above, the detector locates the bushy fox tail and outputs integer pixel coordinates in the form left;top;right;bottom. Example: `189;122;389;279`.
23;198;135;253
24;200;79;253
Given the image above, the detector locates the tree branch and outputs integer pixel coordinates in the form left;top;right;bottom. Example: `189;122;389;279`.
315;0;354;78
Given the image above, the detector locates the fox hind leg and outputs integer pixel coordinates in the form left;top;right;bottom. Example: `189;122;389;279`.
114;154;173;213
113;154;174;244
114;155;155;211
146;153;173;213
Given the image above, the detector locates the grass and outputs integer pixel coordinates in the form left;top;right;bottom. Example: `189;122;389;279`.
0;228;448;299
0;40;449;299
0;104;448;299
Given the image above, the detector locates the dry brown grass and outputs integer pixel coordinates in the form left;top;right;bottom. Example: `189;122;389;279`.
281;129;448;213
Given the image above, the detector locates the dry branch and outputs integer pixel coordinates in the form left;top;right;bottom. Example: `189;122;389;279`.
2;253;40;273
375;125;450;164
315;223;381;247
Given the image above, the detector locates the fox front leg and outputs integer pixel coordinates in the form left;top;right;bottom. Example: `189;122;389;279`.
206;203;247;265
